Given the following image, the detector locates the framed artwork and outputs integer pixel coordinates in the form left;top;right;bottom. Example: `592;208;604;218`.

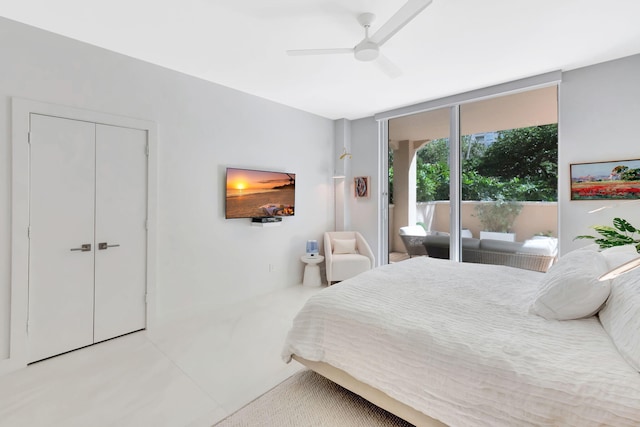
354;176;370;198
570;159;640;200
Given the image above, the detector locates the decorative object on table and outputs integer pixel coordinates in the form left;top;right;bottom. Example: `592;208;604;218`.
306;240;319;257
474;198;522;241
570;159;640;200
354;176;370;198
574;217;640;252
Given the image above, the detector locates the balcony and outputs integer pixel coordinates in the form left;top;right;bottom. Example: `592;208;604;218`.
390;201;558;269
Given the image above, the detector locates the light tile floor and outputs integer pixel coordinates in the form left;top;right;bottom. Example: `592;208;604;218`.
0;285;322;427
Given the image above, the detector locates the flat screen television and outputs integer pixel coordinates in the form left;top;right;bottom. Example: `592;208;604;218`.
225;167;295;219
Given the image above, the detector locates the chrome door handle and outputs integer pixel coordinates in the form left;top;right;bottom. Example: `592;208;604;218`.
98;242;120;250
70;243;91;252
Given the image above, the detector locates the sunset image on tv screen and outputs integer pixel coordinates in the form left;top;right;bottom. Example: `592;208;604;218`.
225;168;295;218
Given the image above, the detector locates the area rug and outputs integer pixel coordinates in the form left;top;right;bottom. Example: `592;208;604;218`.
214;370;414;426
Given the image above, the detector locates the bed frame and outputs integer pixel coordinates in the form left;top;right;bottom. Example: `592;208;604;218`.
292;355;446;427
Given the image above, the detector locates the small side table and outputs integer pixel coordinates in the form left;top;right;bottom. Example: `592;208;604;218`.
300;255;324;287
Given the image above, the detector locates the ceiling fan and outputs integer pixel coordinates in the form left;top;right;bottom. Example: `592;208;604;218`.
286;0;433;78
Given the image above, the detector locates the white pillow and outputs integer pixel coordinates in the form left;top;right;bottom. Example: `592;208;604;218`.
599;267;640;371
518;237;558;256
399;226;427;236
601;245;640;270
530;248;610;320
333;238;357;254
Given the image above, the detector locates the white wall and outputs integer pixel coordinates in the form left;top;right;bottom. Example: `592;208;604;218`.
348;117;380;263
559;54;640;254
0;17;334;362
349;54;640;260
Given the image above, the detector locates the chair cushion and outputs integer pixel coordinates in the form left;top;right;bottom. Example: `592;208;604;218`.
423;235;450;248
399;226;427;236
331;254;371;281
462;237;481;249
518;237;558;256
333;238;357;254
479;239;523;253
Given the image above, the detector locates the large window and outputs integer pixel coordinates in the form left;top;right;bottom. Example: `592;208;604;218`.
388;85;558;269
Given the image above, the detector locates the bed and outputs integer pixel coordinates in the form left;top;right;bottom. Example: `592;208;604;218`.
282;251;640;426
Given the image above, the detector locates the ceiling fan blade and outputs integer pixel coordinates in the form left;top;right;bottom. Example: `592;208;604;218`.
369;0;433;46
375;54;403;79
286;48;354;56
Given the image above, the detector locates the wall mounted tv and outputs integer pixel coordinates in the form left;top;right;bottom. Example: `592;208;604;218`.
225;167;295;219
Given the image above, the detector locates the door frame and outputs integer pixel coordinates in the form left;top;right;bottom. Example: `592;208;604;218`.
4;98;157;374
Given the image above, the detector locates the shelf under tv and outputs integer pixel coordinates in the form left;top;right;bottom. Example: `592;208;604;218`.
250;221;282;227
250;216;283;227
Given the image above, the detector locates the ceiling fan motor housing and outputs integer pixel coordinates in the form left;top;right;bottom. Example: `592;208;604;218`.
354;41;379;61
287;2;433;74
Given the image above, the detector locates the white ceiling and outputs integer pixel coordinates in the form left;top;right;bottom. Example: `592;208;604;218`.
1;0;640;120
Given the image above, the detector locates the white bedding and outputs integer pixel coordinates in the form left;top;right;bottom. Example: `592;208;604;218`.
282;257;640;426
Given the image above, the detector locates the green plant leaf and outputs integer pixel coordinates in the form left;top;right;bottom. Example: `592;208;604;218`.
594;239;618;248
576;217;640;251
613;217;637;233
592;226;627;239
573;235;596;240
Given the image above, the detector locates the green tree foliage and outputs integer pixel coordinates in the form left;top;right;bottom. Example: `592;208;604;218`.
417;162;449;201
621;168;640;181
406;124;557;203
388;124;558;204
475;124;558;201
416;139;450;201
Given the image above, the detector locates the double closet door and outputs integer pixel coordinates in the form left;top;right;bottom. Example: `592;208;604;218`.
28;114;148;363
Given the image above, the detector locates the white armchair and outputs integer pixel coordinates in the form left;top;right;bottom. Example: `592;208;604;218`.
324;231;375;285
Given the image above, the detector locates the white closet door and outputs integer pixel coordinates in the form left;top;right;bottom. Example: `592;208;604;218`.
93;124;148;342
28;114;96;363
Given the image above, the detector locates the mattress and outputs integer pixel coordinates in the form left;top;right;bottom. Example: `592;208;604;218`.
282;257;640;426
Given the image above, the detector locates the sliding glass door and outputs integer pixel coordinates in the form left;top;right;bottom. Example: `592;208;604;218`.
388;107;450;262
387;85;558;269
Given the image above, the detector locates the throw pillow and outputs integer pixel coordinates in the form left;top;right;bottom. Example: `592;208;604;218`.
599;267;640;371
333;238;357;254
530;248;610;320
